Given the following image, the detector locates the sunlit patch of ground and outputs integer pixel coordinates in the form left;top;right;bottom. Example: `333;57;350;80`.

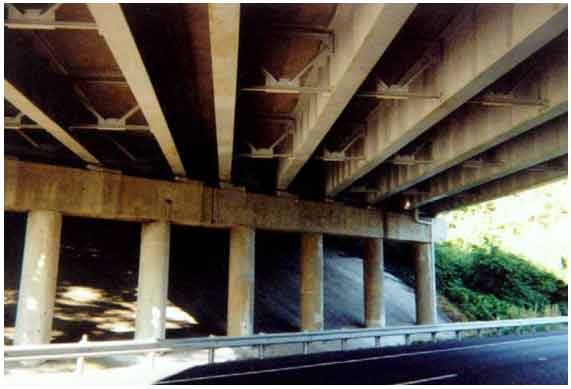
4;284;200;345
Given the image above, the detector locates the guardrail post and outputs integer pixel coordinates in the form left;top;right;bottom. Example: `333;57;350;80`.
302;341;309;354
75;334;88;375
208;348;215;364
146;351;157;370
477;329;483;338
258;344;265;359
455;330;462;341
405;334;411;345
341;338;348;351
431;332;437;343
374;336;381;347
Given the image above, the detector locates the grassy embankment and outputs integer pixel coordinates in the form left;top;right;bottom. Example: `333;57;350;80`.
386;241;568;325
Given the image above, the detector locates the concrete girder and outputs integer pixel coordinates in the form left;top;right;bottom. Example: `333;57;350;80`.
4;159;446;242
4;80;100;165
326;4;568;196
424;156;568;215
87;4;187;178
367;48;567;204
275;4;416;189
408;114;568;209
208;4;240;183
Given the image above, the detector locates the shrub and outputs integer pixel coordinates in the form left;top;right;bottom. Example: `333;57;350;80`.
387;240;568;321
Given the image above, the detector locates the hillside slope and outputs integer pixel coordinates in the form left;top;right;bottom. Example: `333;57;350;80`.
4;214;448;344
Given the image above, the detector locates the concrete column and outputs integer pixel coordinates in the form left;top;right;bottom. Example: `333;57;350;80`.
15;210;63;346
227;226;255;336
135;221;170;340
414;242;438;325
363;238;385;327
300;233;324;331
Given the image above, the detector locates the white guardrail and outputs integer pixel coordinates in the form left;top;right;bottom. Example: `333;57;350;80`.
4;316;567;368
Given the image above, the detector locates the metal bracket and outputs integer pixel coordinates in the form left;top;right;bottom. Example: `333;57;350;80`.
4;114;41;149
468;92;549;108
86;164;122;175
241;30;334;95
316;133;365;162
5;4;97;30
348;186;380;194
462;158;505;169
271;24;334;51
388;155;435;166
397;43;441;88
356;79;441;100
74;85;140;131
356;44;441;100
240;130;295;159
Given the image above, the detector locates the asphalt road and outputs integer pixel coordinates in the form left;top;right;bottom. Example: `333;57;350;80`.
158;330;568;385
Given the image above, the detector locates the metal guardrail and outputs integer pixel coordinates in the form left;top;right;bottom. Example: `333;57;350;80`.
4;316;567;368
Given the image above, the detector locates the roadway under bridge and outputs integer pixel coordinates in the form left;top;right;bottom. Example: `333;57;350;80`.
3;3;568;352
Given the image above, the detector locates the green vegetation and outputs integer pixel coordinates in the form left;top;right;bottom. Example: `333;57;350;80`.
385;240;568;321
436;241;567;320
442;179;568;280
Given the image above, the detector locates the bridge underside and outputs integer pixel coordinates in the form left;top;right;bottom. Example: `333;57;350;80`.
3;3;568;347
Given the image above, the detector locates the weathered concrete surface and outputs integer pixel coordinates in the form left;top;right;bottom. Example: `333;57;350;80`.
5;160;445;242
227;226;255;336
369;53;567;204
276;4;416;189
426;156;568;215
135;221;170;340
327;3;568;196
363;238;385;327
411;114;568;208
300;233;324;331
208;4;240;183
88;4;186;177
15;210;62;346
414;242;438;325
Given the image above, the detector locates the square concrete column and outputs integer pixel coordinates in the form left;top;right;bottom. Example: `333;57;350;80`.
227;225;255;336
300;232;324;331
135;221;170;340
15;210;62;346
414;242;438;325
363;238;385;328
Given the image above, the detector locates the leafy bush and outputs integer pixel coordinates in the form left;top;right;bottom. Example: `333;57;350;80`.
386;240;568;320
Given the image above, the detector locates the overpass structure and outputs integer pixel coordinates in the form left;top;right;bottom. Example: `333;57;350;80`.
3;3;568;350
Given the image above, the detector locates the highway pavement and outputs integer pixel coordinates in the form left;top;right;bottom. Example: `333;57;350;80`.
158;330;568;385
